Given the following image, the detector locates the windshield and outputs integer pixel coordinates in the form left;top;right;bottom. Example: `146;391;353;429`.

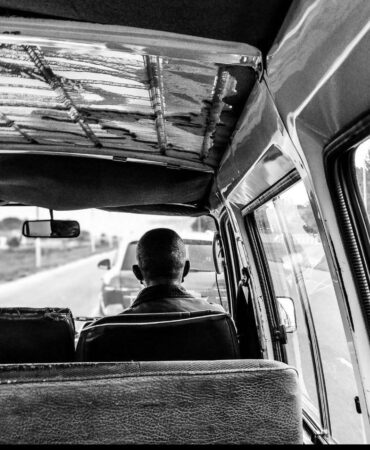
0;207;227;329
121;240;214;272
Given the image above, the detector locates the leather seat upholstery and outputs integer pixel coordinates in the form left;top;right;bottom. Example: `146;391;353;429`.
76;311;240;362
0;307;75;363
0;359;302;444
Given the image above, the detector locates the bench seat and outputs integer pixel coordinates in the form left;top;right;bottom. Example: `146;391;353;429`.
0;359;302;445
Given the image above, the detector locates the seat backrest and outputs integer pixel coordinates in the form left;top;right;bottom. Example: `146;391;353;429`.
76;311;240;361
0;307;75;363
0;359;302;444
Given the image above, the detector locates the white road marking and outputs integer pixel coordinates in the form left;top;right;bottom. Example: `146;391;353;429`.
337;357;353;369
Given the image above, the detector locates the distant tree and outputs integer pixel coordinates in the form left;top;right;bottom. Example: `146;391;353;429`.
78;230;91;242
7;235;21;249
2;217;22;230
191;216;216;232
297;205;318;236
99;233;109;246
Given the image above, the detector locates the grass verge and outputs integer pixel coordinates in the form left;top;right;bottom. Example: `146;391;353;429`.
0;244;112;284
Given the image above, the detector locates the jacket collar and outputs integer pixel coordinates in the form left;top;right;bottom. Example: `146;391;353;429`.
131;284;194;308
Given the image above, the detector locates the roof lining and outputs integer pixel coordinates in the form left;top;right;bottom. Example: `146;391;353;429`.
0;2;294;214
0;24;258;172
0;154;213;212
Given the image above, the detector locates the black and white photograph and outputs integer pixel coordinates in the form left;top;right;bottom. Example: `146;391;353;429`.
0;0;369;445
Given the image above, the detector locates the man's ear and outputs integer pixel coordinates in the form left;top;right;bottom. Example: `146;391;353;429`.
132;264;143;282
182;260;190;282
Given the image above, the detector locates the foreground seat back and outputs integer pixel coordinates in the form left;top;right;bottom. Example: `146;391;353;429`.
76;311;240;361
0;307;75;363
0;360;302;444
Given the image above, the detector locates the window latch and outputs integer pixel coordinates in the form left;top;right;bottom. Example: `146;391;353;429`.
354;396;362;414
274;324;287;345
312;429;329;444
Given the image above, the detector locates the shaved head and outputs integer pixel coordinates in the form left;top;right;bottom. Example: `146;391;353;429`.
136;228;187;283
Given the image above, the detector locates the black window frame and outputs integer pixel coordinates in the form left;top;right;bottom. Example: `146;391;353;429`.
218;211;240;317
218;209;263;359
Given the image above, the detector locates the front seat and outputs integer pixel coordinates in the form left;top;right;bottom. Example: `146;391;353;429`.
76;310;240;362
0;307;75;363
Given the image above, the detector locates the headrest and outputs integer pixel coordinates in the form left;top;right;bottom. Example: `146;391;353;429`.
0;307;75;363
92;310;224;325
76;311;239;362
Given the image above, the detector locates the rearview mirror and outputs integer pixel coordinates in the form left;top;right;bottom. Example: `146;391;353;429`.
22;220;80;238
276;296;297;333
98;258;111;270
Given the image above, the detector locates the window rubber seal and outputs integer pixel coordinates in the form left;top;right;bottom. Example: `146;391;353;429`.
324;111;370;340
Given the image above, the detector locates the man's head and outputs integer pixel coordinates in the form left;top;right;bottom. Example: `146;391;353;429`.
132;228;190;286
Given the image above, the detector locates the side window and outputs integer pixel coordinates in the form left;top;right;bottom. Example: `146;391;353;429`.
254;180;365;444
354;137;370;216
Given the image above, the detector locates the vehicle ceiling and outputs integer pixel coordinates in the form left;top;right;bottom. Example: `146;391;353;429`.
0;0;293;215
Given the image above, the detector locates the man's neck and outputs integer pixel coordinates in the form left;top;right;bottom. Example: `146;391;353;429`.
145;279;182;288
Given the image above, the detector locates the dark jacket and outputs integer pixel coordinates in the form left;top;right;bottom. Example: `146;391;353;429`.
121;284;225;314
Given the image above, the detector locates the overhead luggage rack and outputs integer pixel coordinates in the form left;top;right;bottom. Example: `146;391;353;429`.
0;18;261;172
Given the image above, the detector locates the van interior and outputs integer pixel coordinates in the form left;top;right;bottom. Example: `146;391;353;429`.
0;0;369;445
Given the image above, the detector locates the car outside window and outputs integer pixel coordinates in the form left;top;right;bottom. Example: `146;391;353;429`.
121;242;138;270
254;181;365;443
121;241;215;272
117;238;228;313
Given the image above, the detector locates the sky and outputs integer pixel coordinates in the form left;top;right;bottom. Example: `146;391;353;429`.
0;206;197;239
355;138;370;169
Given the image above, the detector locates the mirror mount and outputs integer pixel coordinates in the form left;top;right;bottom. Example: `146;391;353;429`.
98;258;111;270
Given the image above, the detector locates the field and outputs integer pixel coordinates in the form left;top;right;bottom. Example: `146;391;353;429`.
0;244;111;284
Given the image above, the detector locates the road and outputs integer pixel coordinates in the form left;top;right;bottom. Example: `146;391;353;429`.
0;251;114;325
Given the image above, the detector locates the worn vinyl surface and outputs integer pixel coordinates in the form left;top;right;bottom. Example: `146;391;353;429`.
0;41;255;170
0;359;302;444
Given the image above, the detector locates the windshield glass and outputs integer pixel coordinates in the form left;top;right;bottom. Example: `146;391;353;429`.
0;207;227;330
121;242;138;270
121;240;214;272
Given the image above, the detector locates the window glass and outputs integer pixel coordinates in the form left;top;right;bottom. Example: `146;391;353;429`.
187;242;215;272
121;242;138;270
354;137;370;217
121;239;227;311
255;198;321;425
122;241;215;272
255;181;365;443
0;209;227;329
